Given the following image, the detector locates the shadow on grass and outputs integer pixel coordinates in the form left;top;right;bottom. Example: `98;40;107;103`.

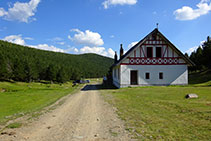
81;83;117;91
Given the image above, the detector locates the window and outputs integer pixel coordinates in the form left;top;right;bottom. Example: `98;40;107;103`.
156;47;162;58
147;47;153;58
159;72;163;79
145;73;150;79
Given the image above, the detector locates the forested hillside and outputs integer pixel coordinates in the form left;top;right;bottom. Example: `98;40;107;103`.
187;36;211;71
0;40;113;83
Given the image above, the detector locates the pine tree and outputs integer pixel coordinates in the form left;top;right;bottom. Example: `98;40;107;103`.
13;59;26;81
0;52;8;80
195;47;203;70
45;64;57;82
202;36;211;68
184;53;189;58
24;60;38;82
56;67;68;83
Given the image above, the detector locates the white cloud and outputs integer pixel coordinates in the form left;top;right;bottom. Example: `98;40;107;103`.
108;48;115;57
0;8;7;17
69;29;104;46
57;42;65;45
102;0;137;9
31;44;65;53
185;40;205;54
174;0;211;20
24;37;34;40
200;40;206;45
0;0;40;23
78;46;115;58
3;35;25;45
128;41;138;49
3;33;115;57
185;46;198;54
68;29;115;58
2;34;65;53
66;46;79;53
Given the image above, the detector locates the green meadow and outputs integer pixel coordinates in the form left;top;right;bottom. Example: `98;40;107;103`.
0;81;78;125
102;72;211;140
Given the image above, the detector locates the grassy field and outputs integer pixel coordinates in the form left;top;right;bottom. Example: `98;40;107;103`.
102;75;211;140
0;81;79;125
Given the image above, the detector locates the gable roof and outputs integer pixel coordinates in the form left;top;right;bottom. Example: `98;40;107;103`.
112;28;195;68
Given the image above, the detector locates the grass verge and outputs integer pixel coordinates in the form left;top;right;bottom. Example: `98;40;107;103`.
0;81;79;125
102;83;211;140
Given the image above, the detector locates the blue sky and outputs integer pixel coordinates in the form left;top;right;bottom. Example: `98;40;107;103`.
0;0;211;58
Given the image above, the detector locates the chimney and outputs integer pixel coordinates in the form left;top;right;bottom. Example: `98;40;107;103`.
114;51;117;63
120;44;124;59
207;36;210;42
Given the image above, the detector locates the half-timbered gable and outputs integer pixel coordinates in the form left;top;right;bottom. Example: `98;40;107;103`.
112;28;194;88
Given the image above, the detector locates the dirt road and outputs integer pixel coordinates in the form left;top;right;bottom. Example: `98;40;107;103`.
1;85;131;141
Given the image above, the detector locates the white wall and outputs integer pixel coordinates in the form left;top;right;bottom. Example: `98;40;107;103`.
120;65;188;87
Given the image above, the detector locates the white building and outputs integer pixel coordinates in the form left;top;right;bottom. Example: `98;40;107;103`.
112;28;194;88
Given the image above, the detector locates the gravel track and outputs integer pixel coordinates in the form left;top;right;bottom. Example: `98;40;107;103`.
0;84;131;141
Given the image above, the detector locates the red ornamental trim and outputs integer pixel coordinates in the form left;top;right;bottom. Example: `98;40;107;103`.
127;57;182;59
169;59;172;64
136;59;140;64
141;59;145;64
158;58;162;64
146;58;151;64
164;59;168;64
120;63;187;65
130;59;134;64
126;57;184;65
152;59;156;64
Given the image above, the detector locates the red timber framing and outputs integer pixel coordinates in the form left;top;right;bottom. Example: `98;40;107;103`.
112;28;194;68
122;39;186;65
134;50;136;57
162;46;167;57
123;57;185;65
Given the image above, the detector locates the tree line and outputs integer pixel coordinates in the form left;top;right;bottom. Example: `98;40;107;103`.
0;40;113;83
186;36;211;71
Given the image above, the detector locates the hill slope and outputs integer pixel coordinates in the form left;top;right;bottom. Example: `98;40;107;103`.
189;69;211;85
0;40;113;82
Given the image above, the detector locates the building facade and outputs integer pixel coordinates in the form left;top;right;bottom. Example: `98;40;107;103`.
112;28;194;88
